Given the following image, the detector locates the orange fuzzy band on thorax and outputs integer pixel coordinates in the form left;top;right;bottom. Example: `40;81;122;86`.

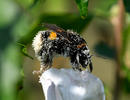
49;32;57;40
77;43;86;48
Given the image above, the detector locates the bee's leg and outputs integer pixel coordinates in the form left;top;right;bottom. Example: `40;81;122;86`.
89;62;93;72
33;65;46;75
39;64;50;75
70;55;81;71
39;48;53;74
33;50;53;75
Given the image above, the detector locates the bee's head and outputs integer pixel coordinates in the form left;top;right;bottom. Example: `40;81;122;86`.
77;45;92;71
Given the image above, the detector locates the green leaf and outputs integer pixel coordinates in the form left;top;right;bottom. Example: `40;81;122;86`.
17;43;33;60
123;0;130;13
94;41;116;59
75;0;89;19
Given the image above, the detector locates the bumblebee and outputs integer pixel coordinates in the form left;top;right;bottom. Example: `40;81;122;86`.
32;23;93;74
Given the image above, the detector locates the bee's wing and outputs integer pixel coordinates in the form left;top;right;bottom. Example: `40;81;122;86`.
91;52;109;60
42;23;71;41
43;23;65;32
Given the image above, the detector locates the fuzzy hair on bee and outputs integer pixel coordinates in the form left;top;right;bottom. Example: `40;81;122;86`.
32;23;93;74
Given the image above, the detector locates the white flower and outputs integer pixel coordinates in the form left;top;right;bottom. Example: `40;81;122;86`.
39;68;105;100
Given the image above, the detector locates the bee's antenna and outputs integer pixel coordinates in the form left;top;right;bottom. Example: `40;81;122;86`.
41;23;51;27
41;23;57;29
38;23;50;27
91;51;108;59
89;62;93;72
38;23;44;27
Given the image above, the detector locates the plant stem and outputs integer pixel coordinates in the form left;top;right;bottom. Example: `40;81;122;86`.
112;0;125;100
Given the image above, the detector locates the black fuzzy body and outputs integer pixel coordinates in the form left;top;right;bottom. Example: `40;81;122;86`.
33;24;93;72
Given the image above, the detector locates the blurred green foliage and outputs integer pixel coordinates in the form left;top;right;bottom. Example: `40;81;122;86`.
121;16;130;94
123;0;130;13
0;0;130;100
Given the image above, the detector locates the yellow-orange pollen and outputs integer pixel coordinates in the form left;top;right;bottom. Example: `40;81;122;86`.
49;32;57;40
